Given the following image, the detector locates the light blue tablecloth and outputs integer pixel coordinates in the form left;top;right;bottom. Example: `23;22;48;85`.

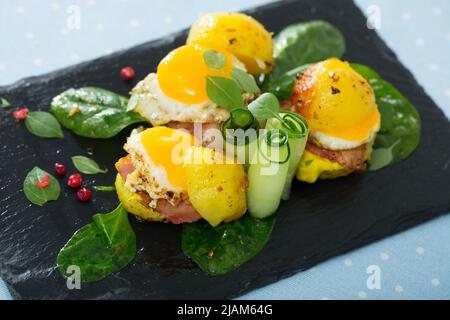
0;0;449;300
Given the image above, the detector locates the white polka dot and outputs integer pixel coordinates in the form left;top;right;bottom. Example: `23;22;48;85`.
96;23;104;31
358;291;368;299
401;12;412;21
395;285;404;293
432;7;442;16
24;32;34;40
164;16;173;24
16;6;25;14
415;37;425;46
51;2;61;11
416;246;425;254
429;63;439;71
431;278;440;287
380;252;390;261
0;63;6;72
33;58;44;66
344;258;353;267
130;19;141;28
444;89;450;97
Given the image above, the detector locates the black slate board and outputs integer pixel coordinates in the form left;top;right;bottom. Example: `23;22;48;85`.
0;0;449;300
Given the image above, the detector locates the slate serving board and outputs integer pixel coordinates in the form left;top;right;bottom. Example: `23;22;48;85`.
0;0;449;300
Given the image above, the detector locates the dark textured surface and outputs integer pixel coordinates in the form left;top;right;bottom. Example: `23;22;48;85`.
0;0;449;300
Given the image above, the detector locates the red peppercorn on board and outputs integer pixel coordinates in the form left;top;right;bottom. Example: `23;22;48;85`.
0;0;449;299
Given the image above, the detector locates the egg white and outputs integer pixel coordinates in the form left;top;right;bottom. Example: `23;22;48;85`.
310;122;380;150
129;57;249;126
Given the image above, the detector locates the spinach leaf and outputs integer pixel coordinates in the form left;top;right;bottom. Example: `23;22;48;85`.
72;156;108;174
206;76;244;110
1;97;11;108
263;20;346;100
51;87;146;139
247;93;281;120
352;64;421;168
57;204;136;283
23;167;60;206
25;111;64;139
182;215;275;275
204;50;226;70
231;68;261;94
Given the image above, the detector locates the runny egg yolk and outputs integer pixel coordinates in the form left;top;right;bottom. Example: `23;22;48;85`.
157;43;234;104
294;58;381;142
140;127;196;190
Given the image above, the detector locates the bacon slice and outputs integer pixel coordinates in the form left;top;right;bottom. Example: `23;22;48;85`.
306;142;367;171
115;155;136;180
115;156;202;224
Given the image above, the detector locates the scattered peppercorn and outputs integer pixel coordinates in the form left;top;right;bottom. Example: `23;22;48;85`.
77;187;92;202
67;173;83;188
12;108;29;120
331;86;341;95
120;67;136;82
54;163;67;176
35;175;51;188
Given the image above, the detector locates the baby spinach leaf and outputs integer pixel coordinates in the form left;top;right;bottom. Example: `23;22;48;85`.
1;98;11;108
263;20;346;100
57;204;136;283
369;140;401;171
248;93;281;120
72;156;108;174
231;68;261;94
204;50;226;70
23;167;60;206
206;76;244;110
25;111;64;139
51;87;146;139
352;64;421;169
182;215;275;275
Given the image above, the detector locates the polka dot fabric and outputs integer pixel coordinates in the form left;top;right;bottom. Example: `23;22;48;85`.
0;0;449;300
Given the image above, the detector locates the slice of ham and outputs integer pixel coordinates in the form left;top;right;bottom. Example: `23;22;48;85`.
115;156;202;224
306;142;367;171
116;155;136;181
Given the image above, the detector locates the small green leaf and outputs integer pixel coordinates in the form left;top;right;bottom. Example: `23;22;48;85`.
1;98;11;108
93;186;116;192
369;140;401;171
231;68;261;94
25;111;64;139
23;167;60;206
206;76;244;110
72;156;108;174
203;50;226;70
247;93;281;120
57;204;136;282
127;93;140;112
